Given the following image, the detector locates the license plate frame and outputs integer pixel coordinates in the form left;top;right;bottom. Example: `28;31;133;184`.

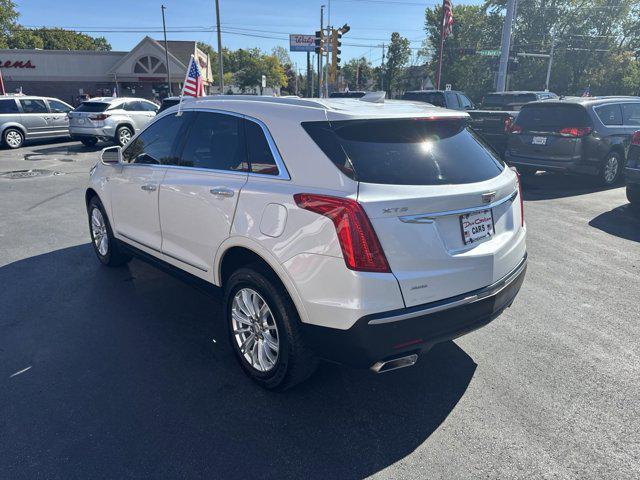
460;209;495;245
532;136;547;145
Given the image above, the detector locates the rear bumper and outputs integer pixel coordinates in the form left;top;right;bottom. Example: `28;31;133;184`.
303;253;528;368
505;152;596;175
625;167;640;185
70;125;116;141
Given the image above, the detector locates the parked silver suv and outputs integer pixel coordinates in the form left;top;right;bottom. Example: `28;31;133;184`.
69;97;158;147
0;95;73;149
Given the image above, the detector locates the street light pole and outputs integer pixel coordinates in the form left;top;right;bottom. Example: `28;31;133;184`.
214;0;224;93
545;33;556;91
319;5;324;98
496;0;516;92
161;5;172;96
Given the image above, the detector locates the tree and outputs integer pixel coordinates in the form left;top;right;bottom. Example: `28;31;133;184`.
342;57;374;90
384;32;411;96
7;29;44;49
0;0;19;48
271;46;291;67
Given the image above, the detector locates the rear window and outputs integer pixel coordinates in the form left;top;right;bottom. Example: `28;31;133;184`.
0;99;18;114
515;104;591;130
482;94;536;110
75;102;110;113
402;92;446;107
302;118;504;185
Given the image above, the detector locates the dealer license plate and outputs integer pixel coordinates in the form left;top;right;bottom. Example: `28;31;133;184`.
460;209;494;245
532;136;547;145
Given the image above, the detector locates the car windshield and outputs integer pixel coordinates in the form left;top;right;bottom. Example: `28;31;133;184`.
75;102;110;113
515;104;591;130
302;118;504;185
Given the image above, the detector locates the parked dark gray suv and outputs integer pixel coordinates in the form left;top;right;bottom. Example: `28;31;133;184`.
505;96;640;185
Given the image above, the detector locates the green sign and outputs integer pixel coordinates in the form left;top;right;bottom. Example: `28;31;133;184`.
478;50;500;57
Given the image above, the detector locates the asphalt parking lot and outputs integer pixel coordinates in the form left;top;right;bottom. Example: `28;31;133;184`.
1;140;639;480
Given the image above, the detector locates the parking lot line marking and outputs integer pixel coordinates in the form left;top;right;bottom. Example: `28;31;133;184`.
9;366;32;378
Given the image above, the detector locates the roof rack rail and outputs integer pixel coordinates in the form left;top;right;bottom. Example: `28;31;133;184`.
199;94;327;109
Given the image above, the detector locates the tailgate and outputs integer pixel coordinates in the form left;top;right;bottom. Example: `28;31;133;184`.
360;169;525;307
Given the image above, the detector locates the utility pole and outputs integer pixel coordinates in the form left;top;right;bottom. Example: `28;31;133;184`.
319;5;324;97
324;27;331;97
306;51;312;97
161;5;172;96
545;33;555;91
380;43;385;91
496;0;516;92
214;0;224;93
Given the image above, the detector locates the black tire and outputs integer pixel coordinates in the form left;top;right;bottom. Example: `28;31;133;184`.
81;137;98;147
3;128;24;149
224;263;318;390
627;184;640;210
116;126;133;147
599;151;623;186
87;196;131;267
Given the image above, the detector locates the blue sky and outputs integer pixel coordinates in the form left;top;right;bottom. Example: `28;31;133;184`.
14;0;482;73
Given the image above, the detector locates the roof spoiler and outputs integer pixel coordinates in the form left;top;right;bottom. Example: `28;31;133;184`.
359;91;386;104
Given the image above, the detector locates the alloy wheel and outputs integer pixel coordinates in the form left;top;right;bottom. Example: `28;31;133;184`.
118;128;132;146
5;130;22;148
604;155;619;184
91;208;109;256
231;288;280;373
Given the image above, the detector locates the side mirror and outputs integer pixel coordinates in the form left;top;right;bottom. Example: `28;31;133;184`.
101;146;122;164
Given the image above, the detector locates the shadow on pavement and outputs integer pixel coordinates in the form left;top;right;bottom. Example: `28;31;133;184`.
28;141;104;156
589;203;640;242
0;244;476;480
521;171;619;201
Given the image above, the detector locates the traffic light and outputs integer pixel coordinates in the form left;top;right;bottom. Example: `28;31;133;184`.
315;30;323;55
331;24;349;81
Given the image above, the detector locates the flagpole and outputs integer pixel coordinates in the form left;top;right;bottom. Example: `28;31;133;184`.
176;55;194;116
435;0;446;90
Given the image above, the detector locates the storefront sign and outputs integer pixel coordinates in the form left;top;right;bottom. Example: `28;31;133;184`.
0;60;36;69
289;34;315;52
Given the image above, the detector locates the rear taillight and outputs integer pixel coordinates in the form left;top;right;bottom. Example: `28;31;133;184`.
89;113;110;121
558;127;591;137
510;167;524;227
504;116;514;133
631;131;640;146
293;193;391;273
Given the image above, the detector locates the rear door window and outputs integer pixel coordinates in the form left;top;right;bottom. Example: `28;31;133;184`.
515;104;591;131
19;99;48;114
621;103;640;126
302;118;504;185
458;94;473;110
595;104;623;126
445;92;460;109
0;99;18;114
179;112;248;172
245;120;280;175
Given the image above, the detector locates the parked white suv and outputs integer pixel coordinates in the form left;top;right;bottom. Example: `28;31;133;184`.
85;95;527;390
69;97;158;147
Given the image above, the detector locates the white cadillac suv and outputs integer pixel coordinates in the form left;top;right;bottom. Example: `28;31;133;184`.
85;95;527;390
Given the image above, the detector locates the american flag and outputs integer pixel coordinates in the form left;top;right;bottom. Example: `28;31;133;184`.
443;0;454;39
182;55;205;97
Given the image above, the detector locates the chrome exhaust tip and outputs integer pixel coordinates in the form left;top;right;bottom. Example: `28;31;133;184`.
370;354;418;374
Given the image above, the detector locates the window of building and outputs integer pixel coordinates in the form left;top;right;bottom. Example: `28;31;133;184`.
134;55;168;74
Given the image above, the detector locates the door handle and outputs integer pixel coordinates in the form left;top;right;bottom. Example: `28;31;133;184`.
141;184;157;192
210;187;234;197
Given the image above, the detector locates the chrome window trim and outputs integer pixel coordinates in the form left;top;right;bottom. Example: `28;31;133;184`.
122;107;291;180
399;189;518;224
